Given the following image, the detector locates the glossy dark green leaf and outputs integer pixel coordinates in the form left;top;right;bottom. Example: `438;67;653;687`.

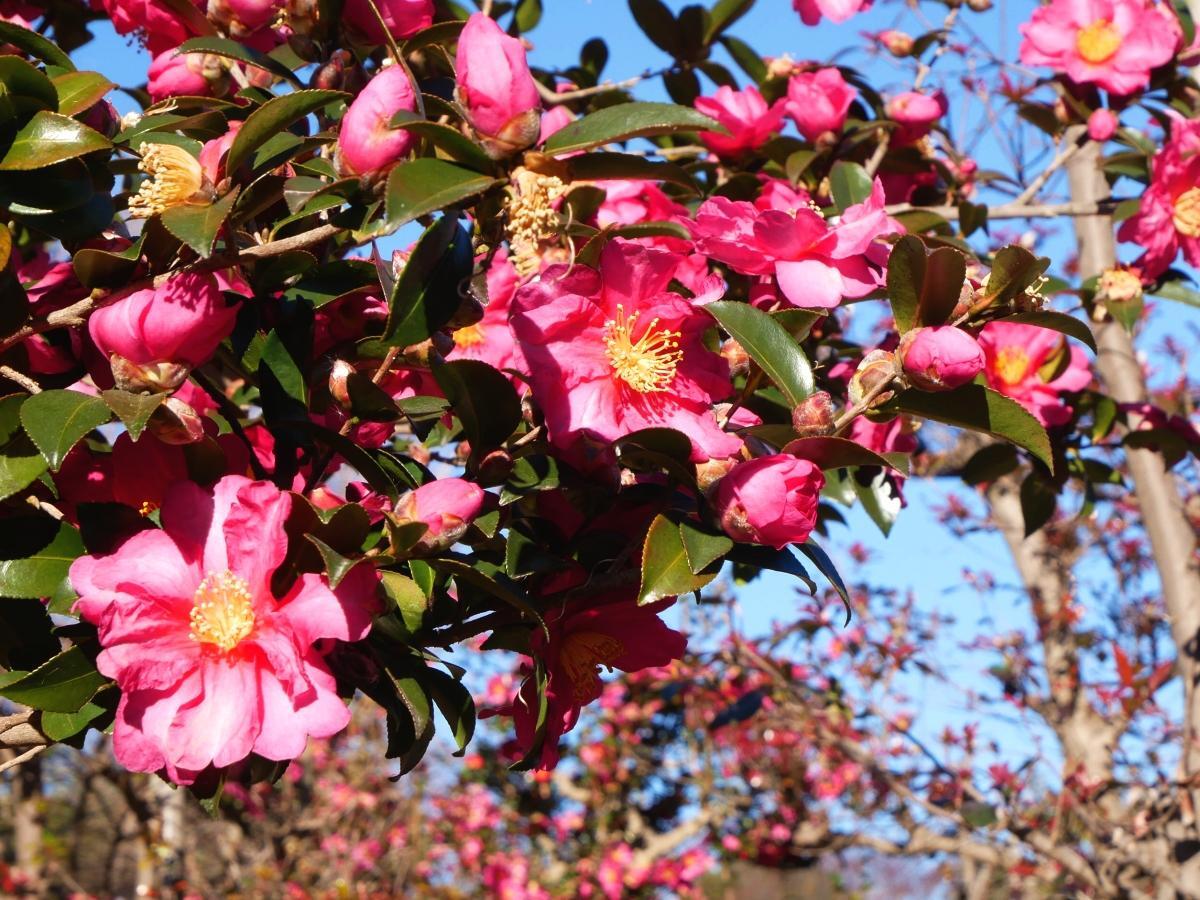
1003;310;1097;354
101;390;164;441
52;71;115;117
565;152;697;189
886;236;965;332
433;359;522;454
704;0;755;41
828;160;873;213
0;395;47;501
384;215;472;346
72;238;143;289
380;570;429;640
1020;469;1057;536
885;384;1053;471
628;0;679;55
639;514;718;605
796;541;851;622
41;701;106;741
0;22;75;70
981;245;1050;308
388;112;494;173
960;442;1019;485
0;110;111;170
160;187;239;258
707;300;814;406
781;436;906;473
0;520;84;599
424;667;476;754
20;389;111;471
303;535;363;589
0;645;107;713
384;158;501;230
177;36;303;86
0;56;58;117
853;467;902;537
543;102;718;156
225;89;346;176
678;520;733;575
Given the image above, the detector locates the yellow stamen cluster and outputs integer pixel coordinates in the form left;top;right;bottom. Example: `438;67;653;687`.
603;304;683;393
1076;19;1122;65
189;570;256;652
127;143;209;218
994;346;1031;386
1173;187;1200;238
505;166;566;278
452;322;487;348
560;631;625;702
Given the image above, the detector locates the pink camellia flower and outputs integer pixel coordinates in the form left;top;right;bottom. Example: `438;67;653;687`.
343;0;432;43
69;475;379;784
512;597;687;769
898;326;985;391
447;249;526;376
691;179;899;309
694;85;785;157
391;477;486;552
100;0;199;54
714;455;824;550
1117;117;1200;279
792;0;870;25
337;65;419;178
1018;0;1179;95
88;272;239;391
509;240;741;464
206;0;280;39
785;68;857;142
147;50;222;102
886;91;948;145
455;13;543;157
1087;107;1119;141
979;322;1092;425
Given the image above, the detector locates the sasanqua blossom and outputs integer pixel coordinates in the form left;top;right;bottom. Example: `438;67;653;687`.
979;322;1092;425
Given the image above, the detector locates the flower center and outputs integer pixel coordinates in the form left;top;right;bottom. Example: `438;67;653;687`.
127;143;209;219
560;631;625;703
1173;187;1200;238
994;347;1031;386
453;322;486;348
189;570;255;652
603;304;683;393
1076;20;1121;64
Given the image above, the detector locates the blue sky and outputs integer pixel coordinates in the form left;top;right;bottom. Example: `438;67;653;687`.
69;0;1200;781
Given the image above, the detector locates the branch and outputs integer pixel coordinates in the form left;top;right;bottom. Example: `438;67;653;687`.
885;199;1115;221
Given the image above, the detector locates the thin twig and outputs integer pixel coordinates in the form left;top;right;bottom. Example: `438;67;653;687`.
0;366;42;394
0;744;47;774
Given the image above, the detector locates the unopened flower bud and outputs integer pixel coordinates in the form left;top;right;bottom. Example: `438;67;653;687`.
791;390;837;436
454;13;542;158
879;30;914;56
966;0;992;11
391;477;485;554
848;349;899;408
476;448;514;486
1087;108;1118;142
337;65;419;179
146;397;205;445
696;457;737;494
328;359;355;406
721;338;750;376
898;326;985;392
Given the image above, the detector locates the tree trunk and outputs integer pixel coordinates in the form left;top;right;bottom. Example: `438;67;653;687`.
12;755;44;892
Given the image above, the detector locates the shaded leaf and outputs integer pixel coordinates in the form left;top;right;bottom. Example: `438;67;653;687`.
1003;310;1097;354
543;102;718;156
0;520;83;599
384;158;502;230
20;389;110;471
101;390;164;441
0;111;111;170
639;514;718;605
383;215;472;346
225;89;346;176
0;645;107;713
433;359;522;454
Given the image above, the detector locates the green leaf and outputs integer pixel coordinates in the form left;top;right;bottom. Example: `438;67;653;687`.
101;390;164;441
1020;469;1057;536
962;802;998;829
380;570;429;641
383;216;472;347
388;112;494;173
303;535;363;589
705;0;756;41
678;520;732;575
828;160;873;213
160;186;239;258
0;395;47;501
258;330;308;407
0;645;107;713
429;558;545;627
41;701;106;741
543;102;719;156
565;152;697;190
720;35;767;83
177;36;303;86
1153;279;1200;308
225;89;346;176
781;436;907;473
0;110;111;170
433;359;522;455
0;56;59;117
960;442;1019;485
52;71;116;117
0;520;84;599
628;0;679;56
424;668;476;754
514;0;543;31
1002;310;1097;354
20;389;111;471
853;467;902;537
0;22;75;70
981;245;1050;308
639;514;718;605
886;236;965;333
384;158;502;230
796;541;851;621
707;300;814;406
886;384;1053;471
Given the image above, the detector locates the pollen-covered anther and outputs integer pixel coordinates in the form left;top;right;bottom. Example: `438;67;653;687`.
505;166;566;278
127;143;213;218
603;303;684;393
189;570;255;652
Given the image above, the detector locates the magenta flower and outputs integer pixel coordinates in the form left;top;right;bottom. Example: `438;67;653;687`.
886;90;947;145
99;0;196;54
510;240;741;463
147;50;217;102
343;0;432;44
1019;0;1179;95
337;65;419;178
455;13;542;157
786;68;857;142
694;85;785;158
980;322;1092;425
512;597;687;769
714;455;825;549
691;179;898;309
69;476;379;784
792;0;870;26
1117;117;1200;279
447;249;526;376
392;477;486;552
899;326;986;392
88;272;239;388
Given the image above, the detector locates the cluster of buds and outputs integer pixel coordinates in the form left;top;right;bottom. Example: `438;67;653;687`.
1093;265;1144;331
